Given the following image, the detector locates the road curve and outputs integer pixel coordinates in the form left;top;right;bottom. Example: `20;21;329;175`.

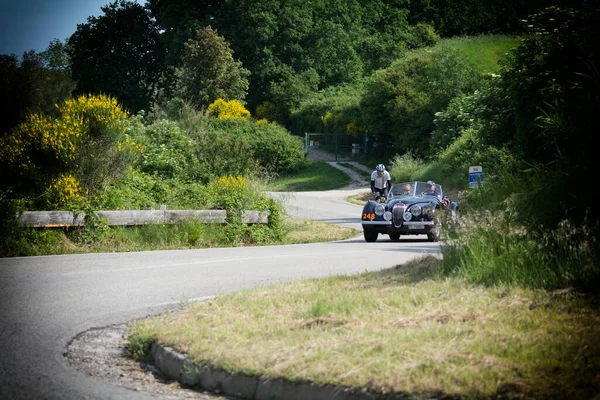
0;188;440;399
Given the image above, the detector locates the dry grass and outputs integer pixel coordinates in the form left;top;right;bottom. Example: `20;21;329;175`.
282;217;357;243
129;256;600;399
347;190;372;206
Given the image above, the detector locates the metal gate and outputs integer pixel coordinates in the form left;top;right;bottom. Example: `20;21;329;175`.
304;132;371;162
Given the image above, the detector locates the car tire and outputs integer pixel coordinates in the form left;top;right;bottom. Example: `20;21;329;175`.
363;226;378;242
389;232;400;241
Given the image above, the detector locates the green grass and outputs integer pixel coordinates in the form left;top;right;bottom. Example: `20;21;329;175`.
444;34;522;74
268;161;350;191
128;255;600;399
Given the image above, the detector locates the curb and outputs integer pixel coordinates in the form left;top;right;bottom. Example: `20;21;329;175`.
151;343;427;400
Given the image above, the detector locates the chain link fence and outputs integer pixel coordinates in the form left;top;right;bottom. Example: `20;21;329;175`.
304;132;376;162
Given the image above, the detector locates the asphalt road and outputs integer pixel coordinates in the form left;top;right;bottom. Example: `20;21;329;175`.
0;188;440;399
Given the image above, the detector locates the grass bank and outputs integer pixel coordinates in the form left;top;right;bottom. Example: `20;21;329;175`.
269;160;350;191
128;255;600;399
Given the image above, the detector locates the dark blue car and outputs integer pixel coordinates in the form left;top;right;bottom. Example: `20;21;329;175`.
361;181;458;242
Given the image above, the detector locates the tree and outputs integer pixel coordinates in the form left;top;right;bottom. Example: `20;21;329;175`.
0;44;75;137
475;6;600;232
67;0;165;113
361;46;480;159
174;26;250;109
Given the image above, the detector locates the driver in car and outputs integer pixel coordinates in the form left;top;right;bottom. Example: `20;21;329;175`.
423;181;440;196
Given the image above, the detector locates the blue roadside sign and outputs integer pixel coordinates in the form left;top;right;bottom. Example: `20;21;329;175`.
469;166;483;188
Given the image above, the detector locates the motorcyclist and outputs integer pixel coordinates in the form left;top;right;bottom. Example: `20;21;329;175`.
370;164;391;200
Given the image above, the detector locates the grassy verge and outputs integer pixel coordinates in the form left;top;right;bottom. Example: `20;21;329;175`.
0;217;356;257
128;255;600;399
269;161;350;191
346;190;372;206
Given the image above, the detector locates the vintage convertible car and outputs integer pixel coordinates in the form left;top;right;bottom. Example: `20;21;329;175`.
361;181;458;242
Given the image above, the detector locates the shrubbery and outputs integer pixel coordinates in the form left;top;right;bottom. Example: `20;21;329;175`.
0;93;132;208
0;93;306;255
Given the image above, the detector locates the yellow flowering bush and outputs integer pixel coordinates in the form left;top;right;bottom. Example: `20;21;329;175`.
0;94;131;209
209;175;249;210
206;98;250;120
346;120;368;135
255;118;270;126
322;111;334;128
46;174;84;208
0;94;128;167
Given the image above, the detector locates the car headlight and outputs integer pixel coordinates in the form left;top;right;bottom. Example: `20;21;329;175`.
383;211;392;221
411;205;421;217
403;211;412;222
374;204;385;216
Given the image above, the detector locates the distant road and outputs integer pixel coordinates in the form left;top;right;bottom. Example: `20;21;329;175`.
0;188;440;399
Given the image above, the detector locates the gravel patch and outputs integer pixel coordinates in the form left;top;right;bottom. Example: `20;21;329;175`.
65;324;240;399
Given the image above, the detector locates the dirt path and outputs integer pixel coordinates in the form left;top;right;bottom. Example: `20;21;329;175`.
306;148;372;190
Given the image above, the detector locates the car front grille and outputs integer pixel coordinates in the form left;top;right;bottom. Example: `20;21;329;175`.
392;204;405;228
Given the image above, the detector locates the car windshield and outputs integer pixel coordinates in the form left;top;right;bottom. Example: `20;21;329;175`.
390;182;442;197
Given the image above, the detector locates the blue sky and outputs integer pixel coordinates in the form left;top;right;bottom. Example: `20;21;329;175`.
0;0;145;56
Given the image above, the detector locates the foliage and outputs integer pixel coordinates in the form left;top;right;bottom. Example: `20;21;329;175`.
430;91;484;155
210;175;251;211
361;45;481;159
0;48;75;136
149;0;445;114
45;173;84;209
174;26;250;110
405;0;576;37
269;69;320;126
183;116;306;178
441;173;599;291
209;175;284;245
206;98;251;120
288;82;366;136
255;101;282;123
0;94;132;208
67;0;164;113
387;153;427;184
471;7;599;235
102;171;167;210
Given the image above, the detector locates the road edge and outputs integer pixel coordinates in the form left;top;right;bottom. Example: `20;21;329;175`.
151;343;424;400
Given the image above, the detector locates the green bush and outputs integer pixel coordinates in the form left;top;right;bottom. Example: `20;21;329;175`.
360;45;481;159
190;117;305;176
289;82;366;136
430;91;483;155
102;172;164;210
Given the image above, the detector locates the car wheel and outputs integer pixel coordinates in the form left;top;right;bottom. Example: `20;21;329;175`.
363;227;378;242
389;232;400;241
